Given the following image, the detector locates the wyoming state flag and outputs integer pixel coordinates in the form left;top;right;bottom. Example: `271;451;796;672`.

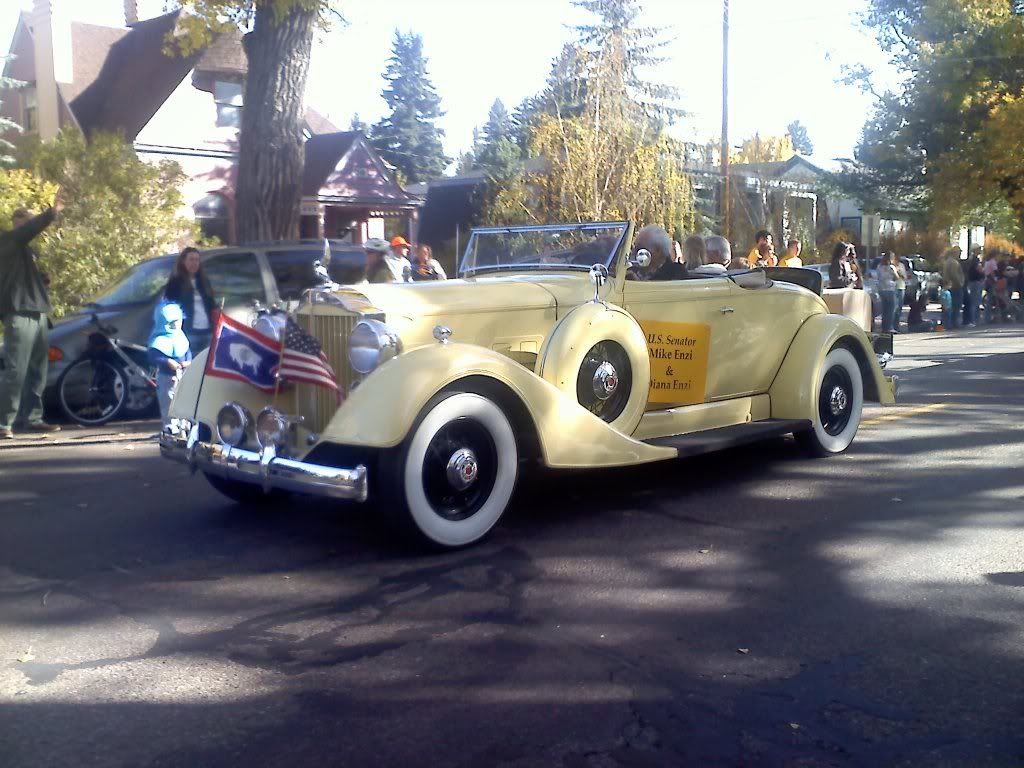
205;314;282;392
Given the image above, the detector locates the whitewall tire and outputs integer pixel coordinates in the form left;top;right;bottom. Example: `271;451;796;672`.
796;346;863;457
382;392;518;549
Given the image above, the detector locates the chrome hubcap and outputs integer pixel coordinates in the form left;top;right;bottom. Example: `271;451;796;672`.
446;448;479;491
829;386;848;416
592;361;619;401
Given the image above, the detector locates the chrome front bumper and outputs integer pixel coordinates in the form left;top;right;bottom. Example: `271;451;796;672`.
159;421;368;502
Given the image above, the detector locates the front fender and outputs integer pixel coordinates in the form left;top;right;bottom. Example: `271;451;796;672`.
319;343;674;469
769;314;895;422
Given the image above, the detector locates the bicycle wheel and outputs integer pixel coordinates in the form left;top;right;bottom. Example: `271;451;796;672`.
58;358;128;426
120;367;158;419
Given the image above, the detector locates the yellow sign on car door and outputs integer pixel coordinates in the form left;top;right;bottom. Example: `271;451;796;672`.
640;321;712;405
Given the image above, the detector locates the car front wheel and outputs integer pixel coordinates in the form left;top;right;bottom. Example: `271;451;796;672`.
796;346;864;457
380;391;519;549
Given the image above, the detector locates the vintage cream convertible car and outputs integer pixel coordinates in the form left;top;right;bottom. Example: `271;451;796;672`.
161;222;897;548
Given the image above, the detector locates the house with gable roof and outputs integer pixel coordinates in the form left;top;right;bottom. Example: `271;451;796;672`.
1;0;421;245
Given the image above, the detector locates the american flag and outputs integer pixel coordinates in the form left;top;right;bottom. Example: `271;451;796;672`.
278;318;339;398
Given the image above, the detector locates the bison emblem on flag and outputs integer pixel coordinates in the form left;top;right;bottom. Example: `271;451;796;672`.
205;314;282;392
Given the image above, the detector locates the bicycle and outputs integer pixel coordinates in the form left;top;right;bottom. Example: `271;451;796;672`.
56;314;159;426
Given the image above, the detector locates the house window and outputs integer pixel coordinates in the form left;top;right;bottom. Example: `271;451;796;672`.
194;193;231;244
214;81;243;128
22;87;37;133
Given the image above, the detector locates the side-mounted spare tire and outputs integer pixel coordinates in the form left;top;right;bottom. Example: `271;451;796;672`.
537;303;650;435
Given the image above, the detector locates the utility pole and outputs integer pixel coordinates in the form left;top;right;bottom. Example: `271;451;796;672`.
721;0;731;243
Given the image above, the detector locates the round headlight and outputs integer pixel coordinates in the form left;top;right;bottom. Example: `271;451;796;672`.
253;312;286;341
216;402;250;447
256;407;288;450
348;319;401;375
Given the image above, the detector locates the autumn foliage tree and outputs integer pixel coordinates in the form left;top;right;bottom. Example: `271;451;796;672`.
492;0;694;232
2;130;197;316
844;0;1024;237
170;1;341;242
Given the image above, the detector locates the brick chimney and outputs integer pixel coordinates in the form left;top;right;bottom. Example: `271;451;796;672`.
124;1;139;25
30;0;73;141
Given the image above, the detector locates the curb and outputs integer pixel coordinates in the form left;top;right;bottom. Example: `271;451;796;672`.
0;424;160;451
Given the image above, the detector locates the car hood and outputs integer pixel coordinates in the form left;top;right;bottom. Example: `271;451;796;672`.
332;273;593;351
352;274;593;318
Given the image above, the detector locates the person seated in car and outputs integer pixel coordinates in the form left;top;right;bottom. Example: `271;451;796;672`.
629;225;687;280
692;235;731;275
682;235;706;270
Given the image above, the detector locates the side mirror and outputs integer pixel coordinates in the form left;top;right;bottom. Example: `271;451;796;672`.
630;249;652;269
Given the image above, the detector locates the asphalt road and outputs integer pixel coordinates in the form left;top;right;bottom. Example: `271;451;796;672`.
1;326;1022;768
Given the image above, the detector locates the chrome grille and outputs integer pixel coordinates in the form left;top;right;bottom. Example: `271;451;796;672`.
293;312;359;433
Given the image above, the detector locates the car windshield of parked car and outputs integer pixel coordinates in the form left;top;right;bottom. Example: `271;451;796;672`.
460;222;628;277
84;256;174;308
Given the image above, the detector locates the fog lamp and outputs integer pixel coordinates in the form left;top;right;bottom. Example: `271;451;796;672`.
256;407;288;450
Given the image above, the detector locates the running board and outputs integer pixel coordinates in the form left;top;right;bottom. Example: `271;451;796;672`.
642;418;812;458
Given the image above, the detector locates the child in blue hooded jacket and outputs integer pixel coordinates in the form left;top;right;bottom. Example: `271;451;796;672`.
148;301;191;425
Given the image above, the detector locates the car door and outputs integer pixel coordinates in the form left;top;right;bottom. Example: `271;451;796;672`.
722;276;808;395
201;250;271;325
620;275;745;406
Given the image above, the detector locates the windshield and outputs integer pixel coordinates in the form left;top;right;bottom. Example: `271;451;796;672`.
87;256;174;308
460;222;628;277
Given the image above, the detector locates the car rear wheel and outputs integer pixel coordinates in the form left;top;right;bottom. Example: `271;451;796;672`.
796;347;864;457
379;391;518;549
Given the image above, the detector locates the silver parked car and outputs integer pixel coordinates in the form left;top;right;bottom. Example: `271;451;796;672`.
1;241;366;417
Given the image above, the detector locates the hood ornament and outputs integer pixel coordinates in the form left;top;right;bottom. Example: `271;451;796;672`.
311;238;339;292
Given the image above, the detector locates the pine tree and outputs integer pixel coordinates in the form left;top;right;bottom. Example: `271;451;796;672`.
0;60;24;165
786;120;814;155
371;31;451;183
512;44;589;150
349;113;368;133
481;100;513;145
570;0;681;126
476;100;522;184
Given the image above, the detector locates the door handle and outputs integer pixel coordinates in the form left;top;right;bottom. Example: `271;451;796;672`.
720;307;735;314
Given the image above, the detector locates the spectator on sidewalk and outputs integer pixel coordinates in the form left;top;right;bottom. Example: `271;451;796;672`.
363;238;411;283
410;243;447;281
389;236;414;282
779;238;803;268
147;301;191;427
892;256;907;331
747;230;776;267
964;251;985;327
163;246;216;353
939;281;953;330
876;252;900;333
0;190;65;440
941;248;965;328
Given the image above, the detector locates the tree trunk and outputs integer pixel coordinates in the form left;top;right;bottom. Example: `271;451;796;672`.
236;6;316;243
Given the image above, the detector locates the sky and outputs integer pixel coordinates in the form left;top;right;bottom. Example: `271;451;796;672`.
1;0;900;170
